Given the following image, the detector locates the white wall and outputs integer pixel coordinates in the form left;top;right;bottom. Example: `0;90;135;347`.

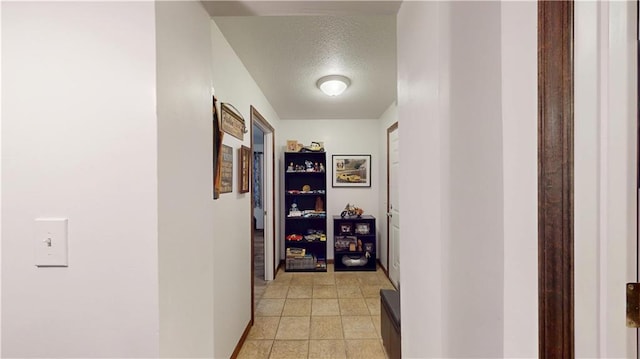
210;20;282;358
156;2;215;357
500;2;538;357
397;2;446;356
377;103;397;272
2;2;160;357
278;119;380;260
575;2;638;357
0;2;4;354
445;3;504;356
397;1;538;357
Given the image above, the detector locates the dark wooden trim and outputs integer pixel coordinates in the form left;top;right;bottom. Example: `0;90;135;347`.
377;259;389;277
538;1;574;357
249;116;255;325
251;106;276;278
249;105;278;325
386;121;398;273
251;105;274;132
230;320;252;359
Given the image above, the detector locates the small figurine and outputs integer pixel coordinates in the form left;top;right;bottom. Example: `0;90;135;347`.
305;160;314;172
289;203;301;217
287;162;294;172
314;162;319;172
315;196;324;212
319;163;325;172
341;203;364;218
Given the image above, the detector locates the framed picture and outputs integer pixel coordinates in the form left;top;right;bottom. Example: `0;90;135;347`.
286;140;298;152
340;223;352;234
220;145;233;194
335;236;357;252
355;223;370;235
212;95;223;199
332;154;371;187
364;242;373;252
238;145;250;193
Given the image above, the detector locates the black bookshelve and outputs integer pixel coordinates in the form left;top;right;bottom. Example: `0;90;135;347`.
284;152;327;272
333;215;376;271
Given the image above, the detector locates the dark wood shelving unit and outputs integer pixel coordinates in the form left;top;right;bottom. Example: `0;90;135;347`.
284;152;327;272
333;215;376;271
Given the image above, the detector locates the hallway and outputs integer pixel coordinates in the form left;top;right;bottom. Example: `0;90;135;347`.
238;265;395;358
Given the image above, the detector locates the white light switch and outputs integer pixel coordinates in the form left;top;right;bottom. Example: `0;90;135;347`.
35;218;68;267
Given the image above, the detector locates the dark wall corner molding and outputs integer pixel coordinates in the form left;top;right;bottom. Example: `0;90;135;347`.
538;1;575;358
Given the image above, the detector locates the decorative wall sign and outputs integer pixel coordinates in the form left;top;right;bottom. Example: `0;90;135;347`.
238;145;250;193
220;145;233;193
221;103;246;141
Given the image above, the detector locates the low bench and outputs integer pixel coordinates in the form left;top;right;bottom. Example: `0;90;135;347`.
380;289;401;359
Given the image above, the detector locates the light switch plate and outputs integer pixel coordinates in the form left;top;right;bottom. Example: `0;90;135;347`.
35;218;68;267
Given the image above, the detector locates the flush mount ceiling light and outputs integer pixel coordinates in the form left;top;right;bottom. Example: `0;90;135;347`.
317;75;351;96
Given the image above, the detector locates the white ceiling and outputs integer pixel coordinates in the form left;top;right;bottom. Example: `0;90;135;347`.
204;1;399;120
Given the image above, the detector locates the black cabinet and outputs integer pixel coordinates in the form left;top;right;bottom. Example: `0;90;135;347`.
333;215;376;271
284;152;327;272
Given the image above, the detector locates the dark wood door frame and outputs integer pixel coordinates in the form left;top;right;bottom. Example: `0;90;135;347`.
249;105;275;325
538;1;574;357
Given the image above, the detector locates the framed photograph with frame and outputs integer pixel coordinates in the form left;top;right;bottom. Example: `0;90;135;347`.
332;154;371;187
238;145;250;193
220;145;233;194
355;223;370;235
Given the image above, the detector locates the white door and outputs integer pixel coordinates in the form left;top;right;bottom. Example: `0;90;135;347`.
388;123;400;288
574;1;637;356
262;131;275;280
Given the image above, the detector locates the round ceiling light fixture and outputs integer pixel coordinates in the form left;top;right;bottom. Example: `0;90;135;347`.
317;75;351;96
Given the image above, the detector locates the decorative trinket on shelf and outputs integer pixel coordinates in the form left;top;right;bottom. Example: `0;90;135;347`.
305;160;314;172
289;202;302;217
340;203;364;218
300;141;325;153
315;196;324;212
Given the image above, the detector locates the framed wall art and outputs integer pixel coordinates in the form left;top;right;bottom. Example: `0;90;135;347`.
332;154;371;187
220;145;233;193
212;95;224;199
238;145;250;193
355;222;371;235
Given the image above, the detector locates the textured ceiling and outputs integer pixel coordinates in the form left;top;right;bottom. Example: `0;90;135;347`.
203;1;401;16
208;2;398;120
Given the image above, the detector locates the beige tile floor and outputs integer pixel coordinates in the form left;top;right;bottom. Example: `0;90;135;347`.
239;264;396;359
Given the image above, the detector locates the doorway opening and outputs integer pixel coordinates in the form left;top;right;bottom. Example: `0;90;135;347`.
252;124;267;307
250;106;276;322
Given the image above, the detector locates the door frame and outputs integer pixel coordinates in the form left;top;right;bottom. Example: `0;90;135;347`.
538;2;574;356
385;121;398;277
249;106;275;323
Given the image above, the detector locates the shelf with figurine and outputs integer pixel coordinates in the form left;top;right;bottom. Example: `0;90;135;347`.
284;147;327;272
333;208;376;271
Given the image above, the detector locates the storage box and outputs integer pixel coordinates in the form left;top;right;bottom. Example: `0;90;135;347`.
286;255;316;270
